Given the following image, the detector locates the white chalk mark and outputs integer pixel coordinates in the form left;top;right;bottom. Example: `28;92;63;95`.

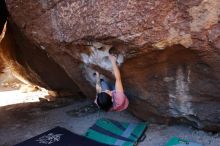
82;66;96;87
82;65;110;87
168;66;194;116
81;42;124;71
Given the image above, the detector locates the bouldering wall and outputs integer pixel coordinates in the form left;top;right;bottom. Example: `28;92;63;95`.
1;0;220;131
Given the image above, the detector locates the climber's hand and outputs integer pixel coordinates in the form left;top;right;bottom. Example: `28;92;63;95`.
95;71;100;80
109;54;117;63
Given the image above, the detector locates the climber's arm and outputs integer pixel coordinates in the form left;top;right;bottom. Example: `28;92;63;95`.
95;71;102;93
109;55;124;92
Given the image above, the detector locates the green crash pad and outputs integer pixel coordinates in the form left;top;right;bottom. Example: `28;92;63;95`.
84;118;148;146
166;137;203;146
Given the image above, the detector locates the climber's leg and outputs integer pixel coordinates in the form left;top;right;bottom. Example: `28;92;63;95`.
100;79;110;92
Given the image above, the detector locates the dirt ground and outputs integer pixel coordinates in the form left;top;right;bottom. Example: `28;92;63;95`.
0;96;220;146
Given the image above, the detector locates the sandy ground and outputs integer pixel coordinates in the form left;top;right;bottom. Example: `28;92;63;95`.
0;98;220;146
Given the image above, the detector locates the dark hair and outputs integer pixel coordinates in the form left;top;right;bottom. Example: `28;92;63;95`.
97;92;113;111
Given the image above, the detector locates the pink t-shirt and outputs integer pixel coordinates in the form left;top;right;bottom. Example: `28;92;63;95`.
111;90;129;112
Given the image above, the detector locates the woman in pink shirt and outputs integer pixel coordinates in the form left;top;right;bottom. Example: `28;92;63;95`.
94;54;129;112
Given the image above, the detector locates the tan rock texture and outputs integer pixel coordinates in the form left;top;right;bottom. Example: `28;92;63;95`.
1;0;220;131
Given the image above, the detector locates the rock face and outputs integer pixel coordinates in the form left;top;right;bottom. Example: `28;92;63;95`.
0;0;8;73
1;0;220;131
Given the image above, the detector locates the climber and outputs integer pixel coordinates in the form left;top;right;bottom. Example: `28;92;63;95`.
94;54;129;112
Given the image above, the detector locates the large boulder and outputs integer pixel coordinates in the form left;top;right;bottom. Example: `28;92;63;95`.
1;0;220;131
